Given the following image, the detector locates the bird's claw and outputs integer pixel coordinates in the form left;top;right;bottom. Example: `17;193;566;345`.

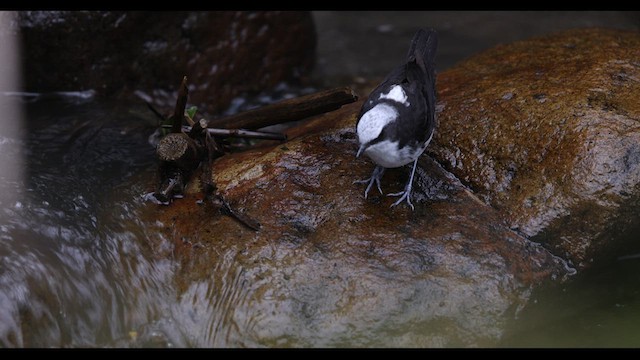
354;177;383;199
388;190;415;210
388;158;417;211
354;166;385;199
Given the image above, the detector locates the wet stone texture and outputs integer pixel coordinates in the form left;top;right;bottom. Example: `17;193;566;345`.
430;28;640;269
17;11;315;114
155;102;570;347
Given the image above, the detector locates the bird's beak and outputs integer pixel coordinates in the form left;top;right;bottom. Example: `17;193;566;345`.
356;143;367;158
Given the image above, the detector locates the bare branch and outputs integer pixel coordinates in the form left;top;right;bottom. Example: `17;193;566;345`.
181;126;287;141
206;87;358;130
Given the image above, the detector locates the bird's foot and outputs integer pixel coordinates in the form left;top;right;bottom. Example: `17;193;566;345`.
353;176;383;199
388;173;416;210
353;166;385;199
388;188;414;210
388;158;420;210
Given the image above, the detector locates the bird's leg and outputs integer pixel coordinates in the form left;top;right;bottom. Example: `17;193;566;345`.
353;165;385;199
388;158;419;210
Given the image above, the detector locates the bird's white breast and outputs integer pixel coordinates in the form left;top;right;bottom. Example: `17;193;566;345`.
364;140;420;168
357;103;397;145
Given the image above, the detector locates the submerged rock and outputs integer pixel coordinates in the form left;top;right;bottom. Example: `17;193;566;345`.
17;11;315;114
430;28;640;269
154;101;569;347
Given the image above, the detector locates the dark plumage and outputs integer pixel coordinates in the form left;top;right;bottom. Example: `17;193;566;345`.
355;28;438;210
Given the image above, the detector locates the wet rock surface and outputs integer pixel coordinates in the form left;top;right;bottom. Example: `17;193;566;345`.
430;28;640;269
154;102;570;347
17;11;315;114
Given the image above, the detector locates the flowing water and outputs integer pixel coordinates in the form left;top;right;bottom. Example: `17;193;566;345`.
0;94;179;347
1;11;640;347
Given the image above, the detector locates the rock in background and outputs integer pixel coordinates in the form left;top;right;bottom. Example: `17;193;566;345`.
430;28;640;269
17;11;316;114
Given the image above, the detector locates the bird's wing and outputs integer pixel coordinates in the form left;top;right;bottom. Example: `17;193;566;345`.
386;80;429;148
357;63;406;122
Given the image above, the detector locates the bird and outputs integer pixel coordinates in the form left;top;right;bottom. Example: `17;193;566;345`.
354;28;438;210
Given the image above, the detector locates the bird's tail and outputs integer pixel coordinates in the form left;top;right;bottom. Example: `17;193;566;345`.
406;28;438;79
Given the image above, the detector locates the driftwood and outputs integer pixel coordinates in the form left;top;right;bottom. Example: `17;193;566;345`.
156;132;201;171
206;87;358;130
150;78;359;231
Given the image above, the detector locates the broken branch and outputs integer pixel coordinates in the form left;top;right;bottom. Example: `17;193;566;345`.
156;132;201;171
170;76;189;133
206;86;358;130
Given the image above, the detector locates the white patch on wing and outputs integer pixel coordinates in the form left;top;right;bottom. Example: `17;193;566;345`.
357;103;397;145
379;85;409;106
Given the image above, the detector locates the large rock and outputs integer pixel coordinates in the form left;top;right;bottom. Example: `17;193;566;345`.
17;11;315;114
154;101;570;347
430;28;640;269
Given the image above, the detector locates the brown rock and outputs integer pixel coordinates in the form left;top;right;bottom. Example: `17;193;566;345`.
17;11;315;114
430;28;640;269
153;101;569;347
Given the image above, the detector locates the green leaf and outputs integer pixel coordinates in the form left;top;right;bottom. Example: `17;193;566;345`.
186;106;198;119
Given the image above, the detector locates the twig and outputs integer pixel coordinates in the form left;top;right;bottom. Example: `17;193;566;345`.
146;101;166;122
209;128;286;141
180;126;287;141
155;177;180;204
171;76;189;133
217;195;262;231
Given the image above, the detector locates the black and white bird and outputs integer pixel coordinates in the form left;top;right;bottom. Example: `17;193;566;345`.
355;28;438;210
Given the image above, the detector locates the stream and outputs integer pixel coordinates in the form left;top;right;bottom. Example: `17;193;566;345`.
1;11;640;347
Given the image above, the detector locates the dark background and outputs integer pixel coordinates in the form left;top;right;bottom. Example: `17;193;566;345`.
312;11;640;84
